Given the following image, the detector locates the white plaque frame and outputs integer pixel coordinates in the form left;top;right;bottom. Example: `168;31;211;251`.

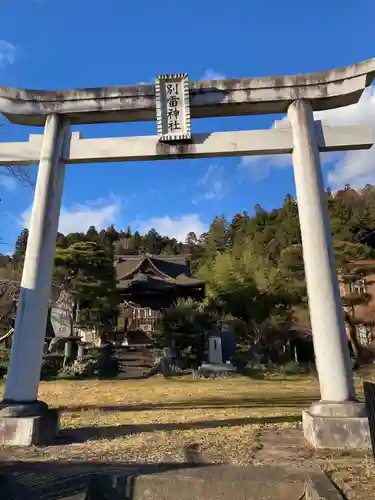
155;73;191;142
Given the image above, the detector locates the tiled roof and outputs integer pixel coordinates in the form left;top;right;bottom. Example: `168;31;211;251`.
115;254;204;289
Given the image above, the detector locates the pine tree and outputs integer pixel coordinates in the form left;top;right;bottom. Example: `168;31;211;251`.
54;241;117;330
56;232;68;248
203;216;230;255
141;228;163;254
86;225;99;241
13;228;29;259
131;231;142;254
105;224;119;243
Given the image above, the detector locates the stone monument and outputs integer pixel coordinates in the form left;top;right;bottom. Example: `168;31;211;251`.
49;290;74;339
0;61;374;447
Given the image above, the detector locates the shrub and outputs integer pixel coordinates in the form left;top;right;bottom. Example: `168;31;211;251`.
279;361;312;375
0;345;9;373
41;355;63;378
155;298;216;367
58;358;98;378
97;345;118;378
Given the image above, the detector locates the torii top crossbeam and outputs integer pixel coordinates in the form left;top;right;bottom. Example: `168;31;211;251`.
1;58;375;125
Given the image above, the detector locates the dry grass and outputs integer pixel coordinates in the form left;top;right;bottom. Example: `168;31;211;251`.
0;372;374;499
0;374;318;463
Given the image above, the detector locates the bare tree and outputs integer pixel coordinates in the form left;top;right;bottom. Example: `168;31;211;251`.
0;123;34;188
0;269;74;344
0;272;20;339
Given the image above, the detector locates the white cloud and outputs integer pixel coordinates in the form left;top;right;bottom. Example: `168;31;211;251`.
20;196;121;234
240;154;292;180
241;85;375;189
193;164;225;203
0;40;16;68
314;86;375;127
137;214;207;242
327;149;375;188
0;173;17;191
201;69;226;81
318;85;375;188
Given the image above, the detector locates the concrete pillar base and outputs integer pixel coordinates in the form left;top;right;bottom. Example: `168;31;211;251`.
0;400;59;446
0;399;48;417
303;402;370;450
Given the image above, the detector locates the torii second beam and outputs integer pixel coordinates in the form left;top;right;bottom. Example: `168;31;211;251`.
0;123;372;166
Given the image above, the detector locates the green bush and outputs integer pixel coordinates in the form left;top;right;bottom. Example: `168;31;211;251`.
97;345;118;378
156;298;216;367
240;361;316;379
58;358;99;378
0;345;9;363
0;346;9;378
279;361;312;375
41;355;63;378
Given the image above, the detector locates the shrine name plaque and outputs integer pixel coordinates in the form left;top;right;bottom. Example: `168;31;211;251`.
156;73;191;142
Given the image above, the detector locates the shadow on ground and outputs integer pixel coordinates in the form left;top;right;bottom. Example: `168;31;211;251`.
0;460;210;500
57;395;315;414
59;414;301;443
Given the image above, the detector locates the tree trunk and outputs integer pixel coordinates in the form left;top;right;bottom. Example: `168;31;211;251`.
344;310;362;366
293;344;299;364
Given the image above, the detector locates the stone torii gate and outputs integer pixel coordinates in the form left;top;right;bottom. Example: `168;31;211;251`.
0;60;374;448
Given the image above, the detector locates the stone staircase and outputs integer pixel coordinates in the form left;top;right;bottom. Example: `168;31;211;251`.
113;345;156;379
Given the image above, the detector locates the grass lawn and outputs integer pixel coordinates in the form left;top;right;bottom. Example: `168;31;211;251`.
0;372;374;499
0;374;319;463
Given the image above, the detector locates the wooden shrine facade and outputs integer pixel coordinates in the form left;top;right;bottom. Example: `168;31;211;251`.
114;254;205;342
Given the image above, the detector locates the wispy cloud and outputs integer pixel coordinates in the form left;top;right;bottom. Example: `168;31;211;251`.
193;164;226;204
241;84;375;189
20;195;121;234
0;40;17;68
137;214;207;242
240;154;292;181
0;173;17;191
201;69;226;81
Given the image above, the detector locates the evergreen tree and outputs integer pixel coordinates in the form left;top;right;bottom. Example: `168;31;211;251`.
203;215;230;256
54;241;117;330
185;232;198;247
56;232;68;248
141;228;163;254
13;228;29;260
230;211;249;247
65;232;86;246
86;225;99;241
105;224;120;243
163;237;179;254
131;231;142;254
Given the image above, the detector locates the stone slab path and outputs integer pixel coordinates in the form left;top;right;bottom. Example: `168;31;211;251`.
0;462;340;500
1;427;372;499
252;426;373;499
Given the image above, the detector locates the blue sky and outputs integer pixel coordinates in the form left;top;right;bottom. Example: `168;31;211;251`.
1;0;375;253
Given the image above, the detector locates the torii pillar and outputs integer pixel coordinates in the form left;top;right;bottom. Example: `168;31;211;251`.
288;100;369;450
0;114;69;445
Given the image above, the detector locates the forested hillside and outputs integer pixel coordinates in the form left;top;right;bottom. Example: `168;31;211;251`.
2;184;375;357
